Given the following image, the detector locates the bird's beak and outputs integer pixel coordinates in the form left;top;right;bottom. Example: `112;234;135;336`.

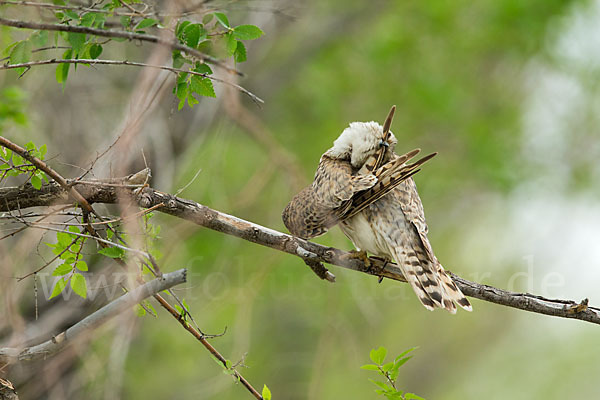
379;140;389;148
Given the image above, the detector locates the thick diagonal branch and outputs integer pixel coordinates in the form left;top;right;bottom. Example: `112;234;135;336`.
0;269;187;364
2;171;599;326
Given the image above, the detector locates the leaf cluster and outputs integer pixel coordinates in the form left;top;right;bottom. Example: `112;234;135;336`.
0;141;48;189
361;347;424;400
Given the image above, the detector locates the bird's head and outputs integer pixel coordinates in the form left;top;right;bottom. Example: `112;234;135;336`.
325;121;397;168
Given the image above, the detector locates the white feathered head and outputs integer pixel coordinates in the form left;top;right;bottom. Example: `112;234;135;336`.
325;121;397;168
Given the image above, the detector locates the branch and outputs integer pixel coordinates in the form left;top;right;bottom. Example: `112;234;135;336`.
0;17;242;76
0;59;263;104
0;269;187;363
2;170;599;326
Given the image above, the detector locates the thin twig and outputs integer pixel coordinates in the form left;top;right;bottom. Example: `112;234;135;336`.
0;17;242;76
0;58;263;104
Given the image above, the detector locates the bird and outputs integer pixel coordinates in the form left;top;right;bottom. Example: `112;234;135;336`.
282;107;471;313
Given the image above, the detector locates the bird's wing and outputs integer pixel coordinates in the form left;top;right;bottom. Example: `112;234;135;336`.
339;150;437;220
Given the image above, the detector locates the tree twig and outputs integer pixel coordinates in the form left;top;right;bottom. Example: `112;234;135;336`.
0;59;263;104
2;169;599;326
0;17;242;76
0;269;187;364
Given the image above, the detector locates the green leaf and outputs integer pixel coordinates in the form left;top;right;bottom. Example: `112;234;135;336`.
175;81;188;100
175;21;191;39
404;393;425;400
134;304;147;316
68;225;80;234
193;63;212;75
202;14;213;24
49;277;67;299
30;30;48;47
226;32;237;56
395;347;417;361
99;246;125;259
39;144;47;158
234;40;247;63
360;364;380;371
136;18;158;30
369;379;393;391
75;260;88;271
52;263;73;276
57;231;72;247
67;32;86;54
63;9;80;21
172;51;186;69
394;356;413;369
183;23;202;49
214;12;230;28
56;49;72;87
31;174;42;190
190;75;216;98
370;346;387;365
262;384;272;400
9;41;31;75
233;24;264;40
70;272;87;299
120;16;131;29
80;12;96;27
382;361;395;372
89;44;102;59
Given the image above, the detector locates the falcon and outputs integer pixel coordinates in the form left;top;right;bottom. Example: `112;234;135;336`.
282;107;471;313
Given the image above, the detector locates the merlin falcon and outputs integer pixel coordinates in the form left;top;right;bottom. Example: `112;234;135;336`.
282;107;471;313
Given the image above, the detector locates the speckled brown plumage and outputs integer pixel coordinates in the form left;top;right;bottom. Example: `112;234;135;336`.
282;111;471;313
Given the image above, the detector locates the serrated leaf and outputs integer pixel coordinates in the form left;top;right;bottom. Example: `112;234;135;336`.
233;24;264;40
262;384;272;400
67;32;86;54
89;44;102;59
360;364;380;371
57;231;72;247
75;260;88;271
190;75;215;98
70;273;87;298
183;23;201;49
52;263;72;276
214;12;230;28
234;41;247;63
370;346;387;365
175;81;188;100
136;18;158;30
49;277;67;299
193;62;212;75
31;174;42;190
99;246;124;259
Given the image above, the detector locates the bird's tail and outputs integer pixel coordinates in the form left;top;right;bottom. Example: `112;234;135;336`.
387;244;472;313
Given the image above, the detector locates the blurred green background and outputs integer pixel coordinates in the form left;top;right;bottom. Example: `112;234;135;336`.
2;0;600;399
